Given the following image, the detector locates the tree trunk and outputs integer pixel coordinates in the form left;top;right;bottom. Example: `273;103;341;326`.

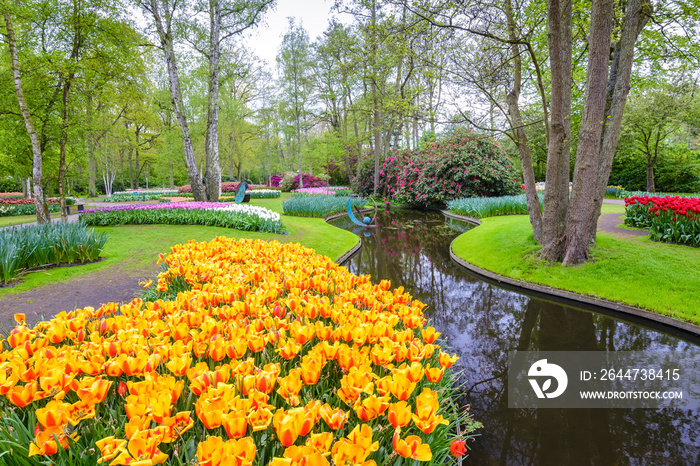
646;164;655;192
3;8;49;224
59;77;73;221
169;159;174;189
149;0;205;201
505;0;543;243
540;0;572;260
86;93;97;197
561;0;614;265
371;0;381;195
588;0;651;242
204;0;222;202
135;126;141;189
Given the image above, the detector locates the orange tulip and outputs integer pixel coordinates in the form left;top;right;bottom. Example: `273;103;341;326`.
387;401;412;428
388;371;416;401
223;411;248;439
425;364;444;383
110;434;168;465
35;400;70;429
277;339;301;360
273;409;301;447
247;408;273;432
319;404;347;430
28;425;77;457
7;382;38;407
160;411;194;442
392;427;432;461
421;327;440;344
67;399;96;425
438;350;459;369
354;395;389;422
95;436;127;463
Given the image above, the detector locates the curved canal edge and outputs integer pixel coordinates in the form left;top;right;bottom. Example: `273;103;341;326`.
448;231;700;337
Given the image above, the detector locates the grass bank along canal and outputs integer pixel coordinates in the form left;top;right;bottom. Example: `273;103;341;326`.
330;209;700;465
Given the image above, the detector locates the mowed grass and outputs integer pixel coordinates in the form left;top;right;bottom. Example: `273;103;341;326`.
0;195;358;296
452;213;700;324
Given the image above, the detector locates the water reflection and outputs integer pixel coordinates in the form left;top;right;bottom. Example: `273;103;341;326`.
332;209;700;465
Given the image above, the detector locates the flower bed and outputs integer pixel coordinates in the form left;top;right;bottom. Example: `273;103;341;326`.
0;198;61;217
0;222;108;283
292;187;352;196
218;189;281;200
105;193;174;202
625;195;700;245
0;192;23;198
0;238;479;464
282;195;365;218
81;203;285;234
447;193;544;218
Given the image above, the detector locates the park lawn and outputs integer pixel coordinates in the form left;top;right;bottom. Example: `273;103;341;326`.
0;212;65;227
452;214;700;325
0;194;358;296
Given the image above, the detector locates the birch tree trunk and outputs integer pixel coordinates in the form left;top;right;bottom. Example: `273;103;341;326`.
148;0;205;201
3;8;50;224
204;0;221;201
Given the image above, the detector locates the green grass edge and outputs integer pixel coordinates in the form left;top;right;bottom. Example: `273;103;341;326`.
451;214;700;326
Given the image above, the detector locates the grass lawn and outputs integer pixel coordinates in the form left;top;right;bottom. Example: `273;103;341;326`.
0;195;358;296
452;214;700;325
0;212;65;227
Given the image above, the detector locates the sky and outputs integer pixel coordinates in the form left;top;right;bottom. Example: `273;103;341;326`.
245;0;346;71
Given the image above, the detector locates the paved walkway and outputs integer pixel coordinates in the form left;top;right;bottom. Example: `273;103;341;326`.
598;199;649;237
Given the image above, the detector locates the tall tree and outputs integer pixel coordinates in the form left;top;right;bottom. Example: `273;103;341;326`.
277;19;315;188
1;1;49;223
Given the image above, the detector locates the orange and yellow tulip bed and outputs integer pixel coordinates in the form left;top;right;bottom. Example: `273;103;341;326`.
0;238;480;465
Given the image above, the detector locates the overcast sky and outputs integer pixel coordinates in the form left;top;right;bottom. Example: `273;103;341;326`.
245;0;348;72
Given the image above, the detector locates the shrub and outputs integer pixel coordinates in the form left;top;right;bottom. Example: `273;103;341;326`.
278;172;298;192
356;128;521;206
447;193;544;218
283;194;365;217
275;173;330;192
0;222;108;283
0;178;21;193
81;202;285;234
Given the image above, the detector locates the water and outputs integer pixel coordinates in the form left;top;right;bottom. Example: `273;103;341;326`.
331;209;700;465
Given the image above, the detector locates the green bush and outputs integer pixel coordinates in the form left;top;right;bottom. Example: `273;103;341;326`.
609;149;700;193
355;128;521;206
0;222;108;284
447;193;543;218
282;194;365;218
0;178;21;193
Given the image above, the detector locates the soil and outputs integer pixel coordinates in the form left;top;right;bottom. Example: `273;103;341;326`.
597;212;649;237
0;261;160;330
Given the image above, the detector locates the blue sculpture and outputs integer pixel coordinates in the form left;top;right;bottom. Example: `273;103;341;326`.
234;181;248;203
347;198;378;232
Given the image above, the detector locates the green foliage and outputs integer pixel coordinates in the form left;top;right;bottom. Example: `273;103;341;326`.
81;208;286;234
282;195;365;218
0;179;21;193
0;203;61;217
0;222;108;284
609;149;700;193
447;193;543;218
104;193;169;202
355;129;521;206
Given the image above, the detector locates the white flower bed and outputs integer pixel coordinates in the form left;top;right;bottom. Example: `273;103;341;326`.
210;204;281;222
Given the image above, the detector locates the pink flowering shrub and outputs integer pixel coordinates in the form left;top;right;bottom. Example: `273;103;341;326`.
354;128;520;206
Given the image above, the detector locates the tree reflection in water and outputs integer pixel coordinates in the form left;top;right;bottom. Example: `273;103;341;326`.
332;209;700;465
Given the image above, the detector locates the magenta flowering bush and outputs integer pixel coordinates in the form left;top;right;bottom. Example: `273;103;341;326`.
269;173;329;191
355;128;521;206
177;182;241;194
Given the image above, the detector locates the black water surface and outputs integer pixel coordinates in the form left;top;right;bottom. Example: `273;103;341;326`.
331;209;700;466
